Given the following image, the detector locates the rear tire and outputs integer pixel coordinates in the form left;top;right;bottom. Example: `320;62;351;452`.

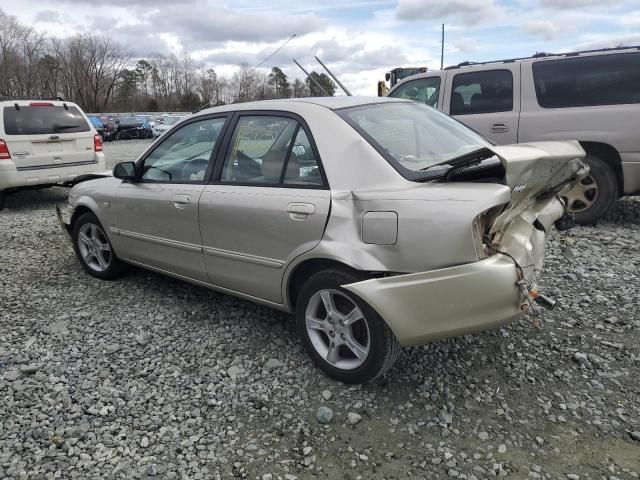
72;212;126;280
565;154;618;225
0;190;5;211
296;268;402;384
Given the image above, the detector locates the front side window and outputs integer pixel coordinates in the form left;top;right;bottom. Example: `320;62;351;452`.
389;77;441;107
533;53;640;108
140;117;226;183
339;102;491;180
450;69;513;115
3;105;90;135
221;115;323;186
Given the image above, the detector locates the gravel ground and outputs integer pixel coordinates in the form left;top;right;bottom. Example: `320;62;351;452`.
1;140;639;479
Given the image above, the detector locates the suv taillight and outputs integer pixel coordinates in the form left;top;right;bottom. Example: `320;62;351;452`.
0;139;11;160
94;134;103;152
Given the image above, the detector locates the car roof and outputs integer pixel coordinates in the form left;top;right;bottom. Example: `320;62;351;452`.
0;99;82;108
198;96;407;116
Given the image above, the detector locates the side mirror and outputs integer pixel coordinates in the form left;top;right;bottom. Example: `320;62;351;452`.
113;161;138;181
385;72;391;82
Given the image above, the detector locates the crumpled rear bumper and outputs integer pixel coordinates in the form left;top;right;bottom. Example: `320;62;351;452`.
343;254;522;346
343;196;566;347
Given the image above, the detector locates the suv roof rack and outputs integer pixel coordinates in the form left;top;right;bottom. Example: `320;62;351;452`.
444;45;640;70
0;96;65;102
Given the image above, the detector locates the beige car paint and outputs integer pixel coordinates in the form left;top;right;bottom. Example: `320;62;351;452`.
59;97;587;346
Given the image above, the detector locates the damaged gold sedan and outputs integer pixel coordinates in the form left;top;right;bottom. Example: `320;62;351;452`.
57;98;587;383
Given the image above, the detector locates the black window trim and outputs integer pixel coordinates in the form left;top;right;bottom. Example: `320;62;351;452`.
449;68;514;116
133;113;231;185
210;110;330;190
532;52;640;109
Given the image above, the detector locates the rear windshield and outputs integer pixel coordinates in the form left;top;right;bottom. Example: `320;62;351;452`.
3;105;90;135
338;102;490;180
533;52;640;108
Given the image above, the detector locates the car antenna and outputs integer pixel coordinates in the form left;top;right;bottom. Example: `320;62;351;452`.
293;59;330;96
314;55;352;96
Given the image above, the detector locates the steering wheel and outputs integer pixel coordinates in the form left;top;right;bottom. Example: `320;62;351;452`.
181;158;209;181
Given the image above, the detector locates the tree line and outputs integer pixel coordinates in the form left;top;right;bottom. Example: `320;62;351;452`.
0;10;337;113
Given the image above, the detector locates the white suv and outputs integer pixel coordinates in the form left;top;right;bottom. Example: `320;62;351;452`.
0;97;106;210
388;46;640;224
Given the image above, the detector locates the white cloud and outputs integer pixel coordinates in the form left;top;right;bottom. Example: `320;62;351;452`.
538;0;625;8
521;20;570;41
395;0;504;26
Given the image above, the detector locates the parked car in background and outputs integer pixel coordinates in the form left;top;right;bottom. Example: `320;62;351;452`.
153;115;185;137
57;97;586;383
88;115;106;139
0;97;105;210
388;46;640;224
115;116;153;140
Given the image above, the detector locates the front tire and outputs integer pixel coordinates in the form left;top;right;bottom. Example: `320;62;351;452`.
564;154;618;225
296;269;402;384
72;212;126;280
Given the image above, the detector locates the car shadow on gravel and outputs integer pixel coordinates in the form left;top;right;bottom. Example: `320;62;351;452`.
1;186;69;212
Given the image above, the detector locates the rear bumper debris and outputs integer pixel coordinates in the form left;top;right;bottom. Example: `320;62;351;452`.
55;204;73;243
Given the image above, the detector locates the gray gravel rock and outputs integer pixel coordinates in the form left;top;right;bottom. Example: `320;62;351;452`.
316;406;334;424
347;412;362;425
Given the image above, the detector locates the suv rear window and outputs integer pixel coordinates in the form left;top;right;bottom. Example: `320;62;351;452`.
3;105;90;135
533;52;640;108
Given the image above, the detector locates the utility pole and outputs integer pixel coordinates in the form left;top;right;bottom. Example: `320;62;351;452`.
441;24;445;70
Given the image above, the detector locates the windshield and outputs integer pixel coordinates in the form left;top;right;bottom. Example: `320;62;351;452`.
164;116;182;125
338;101;490;180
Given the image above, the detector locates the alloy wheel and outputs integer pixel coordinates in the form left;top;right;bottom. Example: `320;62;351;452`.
305;289;371;370
77;223;112;272
563;174;599;213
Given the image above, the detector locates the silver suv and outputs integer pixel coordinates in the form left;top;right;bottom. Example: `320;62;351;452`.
388;46;640;224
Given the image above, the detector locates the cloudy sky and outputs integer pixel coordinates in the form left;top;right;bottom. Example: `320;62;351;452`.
4;0;640;95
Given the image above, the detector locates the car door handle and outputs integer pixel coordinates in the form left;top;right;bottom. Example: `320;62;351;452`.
171;194;191;208
490;122;509;133
287;202;315;219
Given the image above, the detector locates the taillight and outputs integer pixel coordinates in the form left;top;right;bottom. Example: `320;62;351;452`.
0;139;11;160
94;134;103;152
29;102;54;107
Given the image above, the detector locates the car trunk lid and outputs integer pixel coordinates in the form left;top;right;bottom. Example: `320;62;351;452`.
487;141;588;235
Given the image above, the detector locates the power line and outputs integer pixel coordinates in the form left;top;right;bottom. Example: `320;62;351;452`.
252;34;297;71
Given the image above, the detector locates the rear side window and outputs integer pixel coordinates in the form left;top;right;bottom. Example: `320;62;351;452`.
221;115;324;187
389;77;441;107
3;105;90;135
450;70;513;115
533;53;640;108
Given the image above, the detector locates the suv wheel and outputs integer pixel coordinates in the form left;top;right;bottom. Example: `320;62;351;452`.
0;190;5;211
564;153;618;225
296;269;402;384
72;212;126;279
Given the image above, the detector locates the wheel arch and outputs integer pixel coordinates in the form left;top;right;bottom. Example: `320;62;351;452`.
578;141;624;197
284;257;364;311
69;204;94;228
